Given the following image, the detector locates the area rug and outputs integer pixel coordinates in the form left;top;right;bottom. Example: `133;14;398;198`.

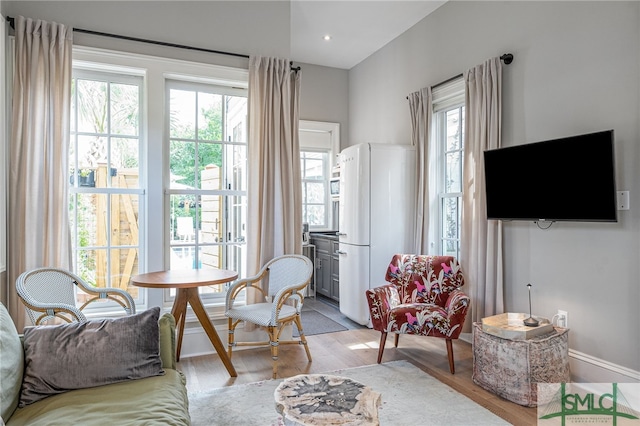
188;360;510;425
293;310;347;337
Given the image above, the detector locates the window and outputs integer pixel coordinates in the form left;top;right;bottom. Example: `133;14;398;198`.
69;69;144;308
433;79;465;258
71;47;249;316
167;80;248;302
301;150;330;229
299;121;340;231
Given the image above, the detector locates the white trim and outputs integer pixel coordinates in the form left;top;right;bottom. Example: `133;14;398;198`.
569;349;640;383
73;45;248;88
299;120;340;168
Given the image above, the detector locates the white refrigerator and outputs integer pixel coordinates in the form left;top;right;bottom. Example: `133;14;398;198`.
337;143;416;325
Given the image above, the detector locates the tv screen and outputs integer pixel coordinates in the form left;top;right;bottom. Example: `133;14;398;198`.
483;130;617;222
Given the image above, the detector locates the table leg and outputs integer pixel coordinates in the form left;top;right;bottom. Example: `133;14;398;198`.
184;287;237;377
171;289;189;362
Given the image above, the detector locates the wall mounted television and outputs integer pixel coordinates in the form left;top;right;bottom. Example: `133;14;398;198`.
483;130;617;222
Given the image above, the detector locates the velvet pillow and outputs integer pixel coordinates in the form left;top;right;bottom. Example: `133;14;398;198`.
19;307;164;407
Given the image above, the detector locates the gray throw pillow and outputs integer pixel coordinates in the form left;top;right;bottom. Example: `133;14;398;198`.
19;307;164;407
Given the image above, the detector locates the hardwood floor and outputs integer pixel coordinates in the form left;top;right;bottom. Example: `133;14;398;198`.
177;327;539;425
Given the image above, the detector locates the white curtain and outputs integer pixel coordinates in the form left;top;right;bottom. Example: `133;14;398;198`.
7;16;73;330
246;56;302;305
408;87;434;254
461;57;504;324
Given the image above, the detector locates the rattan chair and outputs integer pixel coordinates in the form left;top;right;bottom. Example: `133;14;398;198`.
225;254;314;379
16;267;136;325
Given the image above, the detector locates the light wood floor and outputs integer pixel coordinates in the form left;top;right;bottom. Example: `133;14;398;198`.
177;327;538;425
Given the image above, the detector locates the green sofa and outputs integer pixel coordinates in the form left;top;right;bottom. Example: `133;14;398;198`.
0;303;190;426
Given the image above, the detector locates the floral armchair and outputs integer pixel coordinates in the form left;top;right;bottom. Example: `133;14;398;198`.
366;254;470;374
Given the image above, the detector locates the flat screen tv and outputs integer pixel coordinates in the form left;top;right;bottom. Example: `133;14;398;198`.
483;130;617;222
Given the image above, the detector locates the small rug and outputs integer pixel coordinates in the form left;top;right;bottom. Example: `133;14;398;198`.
188;360;510;425
293;310;347;337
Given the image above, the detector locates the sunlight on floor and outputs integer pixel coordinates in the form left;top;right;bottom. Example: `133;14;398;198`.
348;341;379;350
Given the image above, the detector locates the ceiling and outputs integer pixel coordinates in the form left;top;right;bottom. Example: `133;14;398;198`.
290;1;447;69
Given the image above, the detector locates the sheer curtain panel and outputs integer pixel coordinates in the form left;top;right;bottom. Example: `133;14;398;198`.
461;57;504;325
8;16;73;330
408;87;434;254
246;56;302;306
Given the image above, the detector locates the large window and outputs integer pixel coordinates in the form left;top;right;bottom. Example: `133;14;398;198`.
433;79;465;258
167;81;248;301
69;69;144;307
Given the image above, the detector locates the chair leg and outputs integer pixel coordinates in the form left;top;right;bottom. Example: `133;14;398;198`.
394;333;400;347
227;318;235;359
377;332;387;364
446;338;455;374
268;326;279;379
294;315;313;362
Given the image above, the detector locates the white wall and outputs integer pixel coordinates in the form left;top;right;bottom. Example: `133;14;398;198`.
349;1;640;373
0;1;349;142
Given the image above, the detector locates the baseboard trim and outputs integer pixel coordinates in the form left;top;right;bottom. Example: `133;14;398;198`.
569;349;640;383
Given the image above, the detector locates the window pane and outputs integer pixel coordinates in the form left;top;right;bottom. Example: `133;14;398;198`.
304;158;324;180
77;80;107;133
199;143;223;190
170;140;197;189
445;151;462;193
306;182;325;203
442;197;459;239
443;240;458;258
201;194;223;243
228;195;247;244
198;92;222;141
110;248;139;294
446;108;461;152
226;96;247;142
112;137;139;169
75;193;105;248
170;89;196;139
226;144;247;191
78;135;106;170
306;205;325;226
111;83;139;136
111;193;140;247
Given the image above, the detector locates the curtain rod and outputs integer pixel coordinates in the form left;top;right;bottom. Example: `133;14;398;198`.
406;53;513;99
5;16;301;72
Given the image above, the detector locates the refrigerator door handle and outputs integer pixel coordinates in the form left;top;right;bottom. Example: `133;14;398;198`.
337;232;347;237
337;250;347;255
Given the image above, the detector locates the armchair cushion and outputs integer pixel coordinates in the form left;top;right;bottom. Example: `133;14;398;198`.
19;307;164;407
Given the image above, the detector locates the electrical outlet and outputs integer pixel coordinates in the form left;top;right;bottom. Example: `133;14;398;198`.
557;310;568;328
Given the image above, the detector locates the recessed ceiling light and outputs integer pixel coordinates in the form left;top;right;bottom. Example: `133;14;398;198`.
323;35;332;41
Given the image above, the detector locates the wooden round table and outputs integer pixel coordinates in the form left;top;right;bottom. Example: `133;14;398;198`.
131;269;238;377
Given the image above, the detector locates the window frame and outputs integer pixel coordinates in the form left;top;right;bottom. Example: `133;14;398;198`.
432;78;465;258
72;46;248;319
164;79;248;306
69;67;146;313
299;120;340;232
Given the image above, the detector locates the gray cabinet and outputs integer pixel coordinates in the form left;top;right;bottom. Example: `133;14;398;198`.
310;235;340;302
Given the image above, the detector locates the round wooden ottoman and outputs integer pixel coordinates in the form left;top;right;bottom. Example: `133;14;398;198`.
274;374;381;425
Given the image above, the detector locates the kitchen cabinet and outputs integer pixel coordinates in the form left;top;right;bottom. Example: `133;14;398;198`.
310;234;340;302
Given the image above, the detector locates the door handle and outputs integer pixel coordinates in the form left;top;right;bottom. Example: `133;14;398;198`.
337;250;347;255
